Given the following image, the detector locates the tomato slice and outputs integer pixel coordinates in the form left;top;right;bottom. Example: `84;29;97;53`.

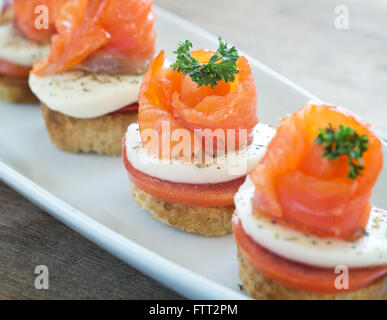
233;213;387;294
0;58;30;78
110;102;138;115
122;137;245;207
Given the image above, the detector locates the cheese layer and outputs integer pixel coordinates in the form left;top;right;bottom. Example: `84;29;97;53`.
29;71;143;118
0;23;49;66
125;123;276;184
235;176;387;268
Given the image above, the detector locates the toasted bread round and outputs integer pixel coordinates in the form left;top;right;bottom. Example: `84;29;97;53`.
41;103;137;156
131;183;234;236
0;75;38;103
236;246;387;300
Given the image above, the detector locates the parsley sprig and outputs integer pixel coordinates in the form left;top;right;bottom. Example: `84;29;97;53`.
314;123;369;179
170;37;239;88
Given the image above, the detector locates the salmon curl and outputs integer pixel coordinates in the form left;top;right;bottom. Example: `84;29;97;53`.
138;50;258;160
250;102;383;240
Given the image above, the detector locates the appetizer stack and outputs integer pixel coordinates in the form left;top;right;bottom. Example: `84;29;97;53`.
122;39;275;236
0;0;385;300
0;0;62;102
29;0;156;156
233;102;387;299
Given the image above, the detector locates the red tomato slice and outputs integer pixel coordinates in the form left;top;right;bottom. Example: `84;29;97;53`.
0;58;30;78
233;213;387;294
122;137;245;207
110;102;139;115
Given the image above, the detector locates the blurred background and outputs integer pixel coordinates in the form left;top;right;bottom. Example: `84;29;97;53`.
156;0;387;140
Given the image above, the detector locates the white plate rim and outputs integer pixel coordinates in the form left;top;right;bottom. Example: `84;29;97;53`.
1;5;385;300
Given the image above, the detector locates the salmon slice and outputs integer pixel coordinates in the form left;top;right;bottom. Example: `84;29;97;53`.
138;50;258;159
250;102;383;240
33;0;156;75
13;0;68;43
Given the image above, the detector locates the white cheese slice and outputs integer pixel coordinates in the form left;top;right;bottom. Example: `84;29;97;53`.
125;122;276;184
0;23;49;66
235;176;387;268
29;71;143;118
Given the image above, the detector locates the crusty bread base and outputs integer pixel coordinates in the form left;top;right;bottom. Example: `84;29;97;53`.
41;103;137;156
131;183;234;236
237;247;387;300
0;74;38;103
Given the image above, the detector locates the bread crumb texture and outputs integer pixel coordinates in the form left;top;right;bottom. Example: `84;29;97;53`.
41;103;137;156
0;75;38;103
131;183;234;236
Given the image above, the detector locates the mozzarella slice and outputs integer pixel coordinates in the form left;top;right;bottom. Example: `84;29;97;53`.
125;123;276;184
235;176;387;268
0;23;49;66
29;71;143;118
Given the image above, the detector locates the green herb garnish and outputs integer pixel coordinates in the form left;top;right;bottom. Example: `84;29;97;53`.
170;37;239;88
314;123;369;179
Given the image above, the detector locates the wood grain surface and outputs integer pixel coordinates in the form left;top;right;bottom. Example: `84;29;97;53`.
0;182;182;299
1;0;386;299
0;182;181;299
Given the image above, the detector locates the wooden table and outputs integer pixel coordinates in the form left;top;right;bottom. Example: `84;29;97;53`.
1;0;386;299
0;182;182;299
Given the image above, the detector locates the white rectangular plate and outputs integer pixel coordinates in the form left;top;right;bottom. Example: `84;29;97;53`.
1;6;386;299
